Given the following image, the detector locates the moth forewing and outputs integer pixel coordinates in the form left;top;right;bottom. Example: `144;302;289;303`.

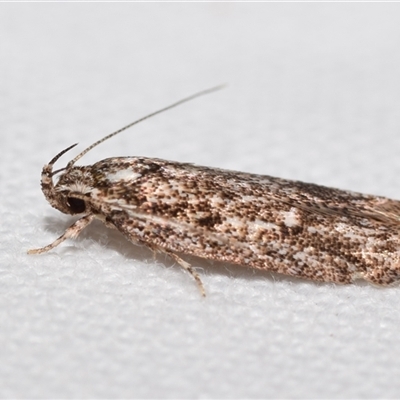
91;158;400;286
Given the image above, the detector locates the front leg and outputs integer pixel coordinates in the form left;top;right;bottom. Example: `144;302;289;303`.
28;215;95;254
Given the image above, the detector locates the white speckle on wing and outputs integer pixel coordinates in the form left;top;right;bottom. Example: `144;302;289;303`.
281;209;300;227
253;219;279;231
106;168;142;183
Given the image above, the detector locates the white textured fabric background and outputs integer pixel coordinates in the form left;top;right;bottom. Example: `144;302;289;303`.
2;3;400;399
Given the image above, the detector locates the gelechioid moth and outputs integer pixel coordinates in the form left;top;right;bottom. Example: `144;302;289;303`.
29;86;400;295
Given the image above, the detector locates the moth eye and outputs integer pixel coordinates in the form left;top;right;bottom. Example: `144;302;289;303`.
66;197;86;214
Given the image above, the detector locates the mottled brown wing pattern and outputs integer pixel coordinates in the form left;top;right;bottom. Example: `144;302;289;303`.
87;157;400;286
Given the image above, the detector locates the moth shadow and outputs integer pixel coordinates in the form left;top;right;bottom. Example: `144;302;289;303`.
39;216;371;289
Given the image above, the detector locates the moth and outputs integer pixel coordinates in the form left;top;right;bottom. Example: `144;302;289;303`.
29;86;400;295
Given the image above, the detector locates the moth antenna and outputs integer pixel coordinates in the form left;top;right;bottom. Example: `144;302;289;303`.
49;143;78;169
44;143;78;177
66;84;226;168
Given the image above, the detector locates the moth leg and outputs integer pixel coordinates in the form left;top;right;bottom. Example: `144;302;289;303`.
168;251;206;297
28;214;94;255
156;248;205;297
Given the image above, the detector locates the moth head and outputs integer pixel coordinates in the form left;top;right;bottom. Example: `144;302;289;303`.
40;144;91;216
